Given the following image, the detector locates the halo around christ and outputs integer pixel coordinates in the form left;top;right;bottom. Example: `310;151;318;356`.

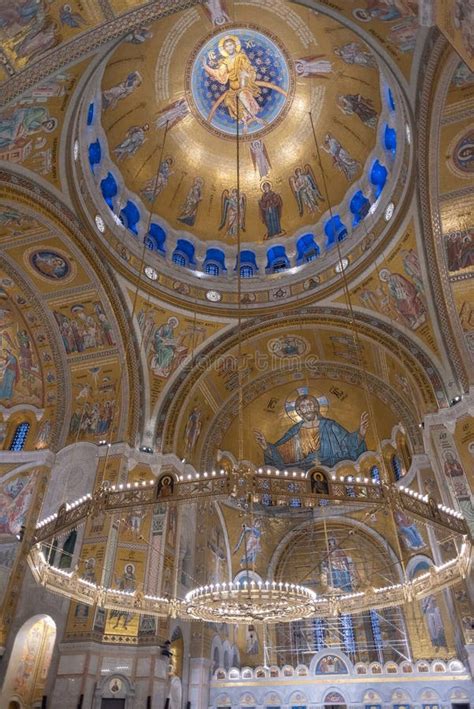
188;27;293;139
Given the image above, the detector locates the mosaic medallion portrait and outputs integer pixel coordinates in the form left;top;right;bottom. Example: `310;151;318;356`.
187;26;294;139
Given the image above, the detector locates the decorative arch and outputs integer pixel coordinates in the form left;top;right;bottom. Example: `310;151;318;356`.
416;34;471;391
157;308;448;461
0;172;142;445
2;615;56;708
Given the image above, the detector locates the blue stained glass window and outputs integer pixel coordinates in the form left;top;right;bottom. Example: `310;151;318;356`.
370;609;383;652
240;265;253;278
205;263;219;276
9;422;30;451
86;102;94;125
340;613;356;654
384;125;397;154
173;253;186;267
313;618;326;650
370;465;381;483
391;454;403;481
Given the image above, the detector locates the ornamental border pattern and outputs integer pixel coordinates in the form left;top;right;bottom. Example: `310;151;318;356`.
415;31;470;391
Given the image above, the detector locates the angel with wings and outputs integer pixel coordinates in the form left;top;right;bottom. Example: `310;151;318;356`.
289;165;324;216
218;188;246;238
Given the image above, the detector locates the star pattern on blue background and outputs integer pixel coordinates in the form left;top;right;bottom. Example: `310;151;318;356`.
192;29;290;136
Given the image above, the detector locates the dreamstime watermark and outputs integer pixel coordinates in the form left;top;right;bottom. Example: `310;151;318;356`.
182;351;321;376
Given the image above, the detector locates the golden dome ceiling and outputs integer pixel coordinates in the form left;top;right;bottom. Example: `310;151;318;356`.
75;0;411;306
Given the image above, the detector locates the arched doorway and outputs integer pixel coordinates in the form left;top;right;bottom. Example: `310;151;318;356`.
2;615;56;708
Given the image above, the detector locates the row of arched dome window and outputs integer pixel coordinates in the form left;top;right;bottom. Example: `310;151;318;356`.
86;94;397;277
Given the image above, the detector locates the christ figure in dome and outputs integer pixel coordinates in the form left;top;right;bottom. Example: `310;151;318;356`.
201;35;264;132
254;395;368;471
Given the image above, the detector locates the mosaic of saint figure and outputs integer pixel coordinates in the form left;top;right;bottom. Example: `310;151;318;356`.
150;317;188;378
250;139;271;178
445;230;474;272
394;510;426;550
401;248;424;292
178;177;204;226
444;451;470;499
321;536;354;592
141;158;174;202
421;595;447;649
233;520;262;566
202;0;230;26
334;42;377;68
323;133;361;182
254;394;368;471
102;71;142;111
352;0;417;22
337;94;377;128
294;55;333;77
218;188;246;237
289;165;324;215
379;268;425;329
184;407;202;457
201;35;264;132
259;181;284;239
0;476;33;535
155;98;189;130
110;564;136;629
113;123;149;161
0;106;57;150
0;349;19;400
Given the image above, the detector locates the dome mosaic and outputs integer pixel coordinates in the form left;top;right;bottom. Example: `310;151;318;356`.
75;0;411;303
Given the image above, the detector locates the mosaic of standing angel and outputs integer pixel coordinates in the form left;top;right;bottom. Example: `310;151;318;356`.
102;71;142;111
113;123;149;161
294;55;333;78
323;133;361;182
289;165;324;216
218;188;246;237
202;0;230;26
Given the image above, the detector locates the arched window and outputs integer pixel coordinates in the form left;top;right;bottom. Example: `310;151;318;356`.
272;259;288;273
172;252;186;267
58;530;77;569
9;422;30;451
240;265;254;278
370;465;381;483
391;454;403;481
205;263;219;276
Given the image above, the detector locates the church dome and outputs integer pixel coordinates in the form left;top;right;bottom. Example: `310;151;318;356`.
73;1;411;309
